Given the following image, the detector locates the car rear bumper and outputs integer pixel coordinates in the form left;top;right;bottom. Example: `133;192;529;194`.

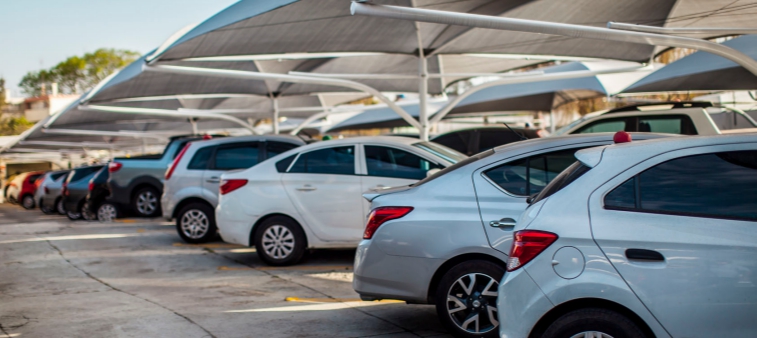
106;182;130;205
352;239;438;304
497;268;554;338
216;208;255;247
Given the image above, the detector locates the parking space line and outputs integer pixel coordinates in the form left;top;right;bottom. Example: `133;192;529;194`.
255;265;352;271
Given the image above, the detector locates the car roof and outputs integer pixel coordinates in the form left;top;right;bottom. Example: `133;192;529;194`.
187;134;306;147
295;136;425;149
576;132;757;168
491;132;674;155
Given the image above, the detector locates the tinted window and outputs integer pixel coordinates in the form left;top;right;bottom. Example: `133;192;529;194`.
188;146;213;170
485;148;583;196
478;130;523;152
709;111;757;130
289;146;355;175
413;149;495;187
531;161;591;204
213;143;260;170
432;131;470;154
71;166;104;182
575;118;629;134
267;141;299;158
276;155;296;173
172;140;194;159
605;177;637;209
365;146;442;180
51;172;67;180
605;151;757;221
638;115;696;135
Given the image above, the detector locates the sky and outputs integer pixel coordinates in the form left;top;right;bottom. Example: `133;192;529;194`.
0;0;239;97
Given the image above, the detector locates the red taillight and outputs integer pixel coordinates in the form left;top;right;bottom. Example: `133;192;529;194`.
507;230;558;272
165;144;191;180
219;179;248;195
363;207;414;240
109;162;123;173
88;182;94;191
62;183;69;196
44;186;50;194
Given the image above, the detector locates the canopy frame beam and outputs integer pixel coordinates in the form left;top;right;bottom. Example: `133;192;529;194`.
607;22;757;36
80;105;258;134
42;128;170;140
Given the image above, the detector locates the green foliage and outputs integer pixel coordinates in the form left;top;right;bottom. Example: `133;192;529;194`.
18;48;141;96
0;78;6;108
0;116;34;136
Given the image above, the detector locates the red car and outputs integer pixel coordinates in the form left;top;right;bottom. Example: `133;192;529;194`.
17;171;45;209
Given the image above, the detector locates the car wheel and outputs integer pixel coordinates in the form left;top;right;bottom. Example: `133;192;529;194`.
97;203;119;222
254;216;306;266
56;198;66;215
132;187;160;217
435;260;504;338
67;210;82;220
21;195;35;209
176;203;216;243
81;201;97;221
541;308;647;338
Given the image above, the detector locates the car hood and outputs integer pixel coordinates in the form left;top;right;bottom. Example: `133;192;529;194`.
362;185;414;202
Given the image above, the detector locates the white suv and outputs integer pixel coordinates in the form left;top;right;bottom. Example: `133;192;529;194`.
497;132;757;338
162;135;305;243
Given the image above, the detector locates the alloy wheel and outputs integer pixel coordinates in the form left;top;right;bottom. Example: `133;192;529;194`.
570;332;615;338
446;273;499;334
136;191;157;215
57;200;66;214
22;196;34;209
98;204;117;222
262;225;295;259
180;209;209;239
67;211;81;220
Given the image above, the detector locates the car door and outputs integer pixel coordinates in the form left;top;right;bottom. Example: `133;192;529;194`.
474;146;598;254
180;144;214;196
360;144;443;214
590;145;757;337
203;142;261;203
281;145;363;242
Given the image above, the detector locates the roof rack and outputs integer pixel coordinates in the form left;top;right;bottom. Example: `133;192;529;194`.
604;101;713;114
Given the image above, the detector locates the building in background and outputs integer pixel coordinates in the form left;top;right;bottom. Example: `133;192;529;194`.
22;84;78;122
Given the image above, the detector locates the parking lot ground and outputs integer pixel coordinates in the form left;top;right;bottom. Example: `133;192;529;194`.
0;204;451;338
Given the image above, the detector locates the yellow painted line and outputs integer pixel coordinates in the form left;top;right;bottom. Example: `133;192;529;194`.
255;265;352;271
229;248;257;253
115;219;138;223
218;266;253;271
136;229;146;233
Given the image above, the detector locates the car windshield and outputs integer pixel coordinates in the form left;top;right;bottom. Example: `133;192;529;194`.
412;142;467;164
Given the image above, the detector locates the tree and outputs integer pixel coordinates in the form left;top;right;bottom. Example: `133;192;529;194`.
18;48;140;96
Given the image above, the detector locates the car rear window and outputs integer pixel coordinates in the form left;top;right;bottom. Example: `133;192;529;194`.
276;155;296;173
51;172;68;180
530;161;591;204
70;166;104;182
412;149;495;187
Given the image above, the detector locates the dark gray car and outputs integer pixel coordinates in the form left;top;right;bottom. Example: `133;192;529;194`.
63;165;105;220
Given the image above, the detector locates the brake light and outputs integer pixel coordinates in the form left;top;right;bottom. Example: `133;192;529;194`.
220;179;248;195
109;162;123;173
165;144;190;180
363;207;414;239
88;181;94;191
62;183;69;196
507;230;558;272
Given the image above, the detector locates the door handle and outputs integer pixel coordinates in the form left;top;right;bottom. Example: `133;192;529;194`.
206;177;220;183
625;249;665;261
296;185;317;191
489;217;517;230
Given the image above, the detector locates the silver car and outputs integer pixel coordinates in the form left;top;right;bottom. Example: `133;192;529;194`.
497;133;757;338
353;133;669;338
162;135;305;243
37;170;69;214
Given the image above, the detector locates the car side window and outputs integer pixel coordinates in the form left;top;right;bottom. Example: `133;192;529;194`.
266;141;299;158
604;150;757;221
575;117;630;134
638;115;697;135
213;143;260;170
432;131;470;155
484;148;584;196
364;145;442;180
288;146;355;175
187;146;214;170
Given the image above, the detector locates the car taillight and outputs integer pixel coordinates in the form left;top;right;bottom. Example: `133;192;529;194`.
88;182;94;191
44;187;50;194
363;207;414;240
62;183;69;196
507;230;558;272
220;179;248;195
165;144;190;180
109;162;123;173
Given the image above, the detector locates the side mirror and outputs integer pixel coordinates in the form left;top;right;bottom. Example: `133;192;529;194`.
426;168;441;178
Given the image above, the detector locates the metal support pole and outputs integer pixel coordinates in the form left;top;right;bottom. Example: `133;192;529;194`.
272;98;280;134
549;111;556;134
350;2;757;76
290;110;332;135
190;119;199;135
418;56;430;141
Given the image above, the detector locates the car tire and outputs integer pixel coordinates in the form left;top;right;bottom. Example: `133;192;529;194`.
435;260;504;338
40;200;56;214
254;216;306;266
176;203;216;243
56;198;66;215
541;308;648;338
67;210;82;220
81;201;97;221
132;186;160;217
21;195;35;209
97;203;119;222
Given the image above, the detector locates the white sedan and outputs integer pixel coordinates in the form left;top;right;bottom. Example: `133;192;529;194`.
216;136;466;265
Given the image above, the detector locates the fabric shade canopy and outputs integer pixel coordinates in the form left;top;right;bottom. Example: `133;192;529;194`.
624;35;757;93
327;99;448;132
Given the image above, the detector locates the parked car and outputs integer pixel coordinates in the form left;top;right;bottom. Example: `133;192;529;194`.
63;165;105;220
17;171;45;209
352;133;670;338
497;133;757;338
554;101;757;136
431;126;543;156
84;167;118;222
107;135;206;217
163;135;306;243
36;170;70;214
216;136;467;265
4;173;19;202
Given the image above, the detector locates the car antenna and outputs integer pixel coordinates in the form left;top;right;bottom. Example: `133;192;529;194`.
502;122;528;141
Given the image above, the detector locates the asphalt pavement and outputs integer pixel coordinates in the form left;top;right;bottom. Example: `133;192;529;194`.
0;204;451;338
